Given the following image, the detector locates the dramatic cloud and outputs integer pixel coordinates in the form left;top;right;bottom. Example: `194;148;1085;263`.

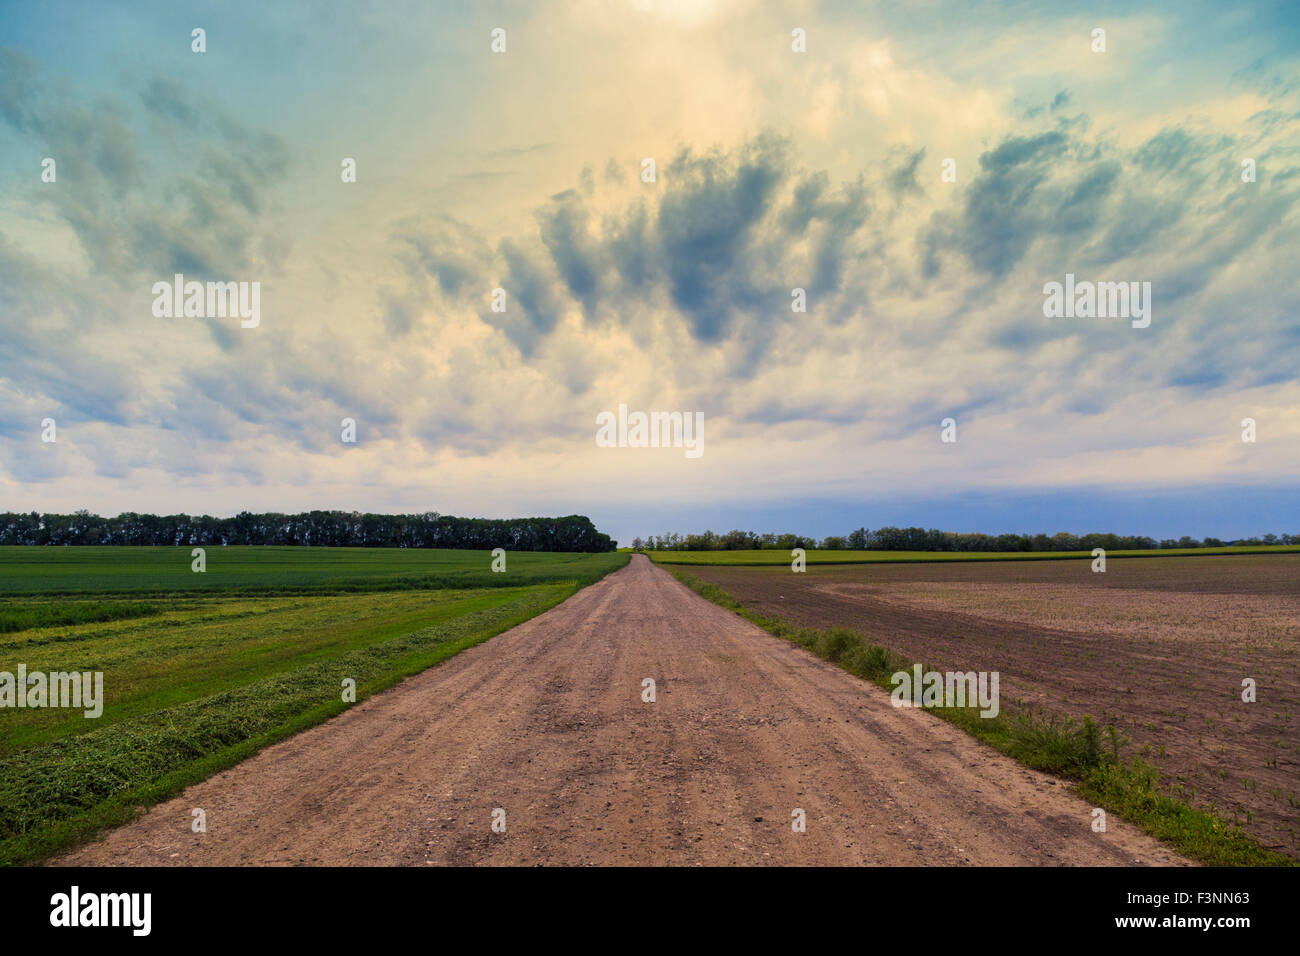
1;0;1297;543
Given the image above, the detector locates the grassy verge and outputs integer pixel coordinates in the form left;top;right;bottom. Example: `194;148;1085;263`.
0;558;628;865
669;567;1295;867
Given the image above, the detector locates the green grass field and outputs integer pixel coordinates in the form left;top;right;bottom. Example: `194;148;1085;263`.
0;545;623;596
645;545;1300;566
0;547;628;864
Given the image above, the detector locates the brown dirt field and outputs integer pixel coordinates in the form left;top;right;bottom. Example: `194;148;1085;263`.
685;554;1300;856
53;555;1186;866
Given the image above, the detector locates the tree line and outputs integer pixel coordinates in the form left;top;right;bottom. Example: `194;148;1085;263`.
0;511;617;552
630;527;1299;552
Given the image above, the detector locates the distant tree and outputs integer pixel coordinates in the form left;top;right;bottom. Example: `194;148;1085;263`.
0;511;617;552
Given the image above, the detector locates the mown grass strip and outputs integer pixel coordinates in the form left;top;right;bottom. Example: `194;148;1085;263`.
668;568;1296;867
0;589;531;755
0;600;166;634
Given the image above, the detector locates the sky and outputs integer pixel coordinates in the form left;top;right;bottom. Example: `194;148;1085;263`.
0;0;1297;546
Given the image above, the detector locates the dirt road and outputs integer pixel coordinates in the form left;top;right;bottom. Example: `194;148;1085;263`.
55;555;1188;866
